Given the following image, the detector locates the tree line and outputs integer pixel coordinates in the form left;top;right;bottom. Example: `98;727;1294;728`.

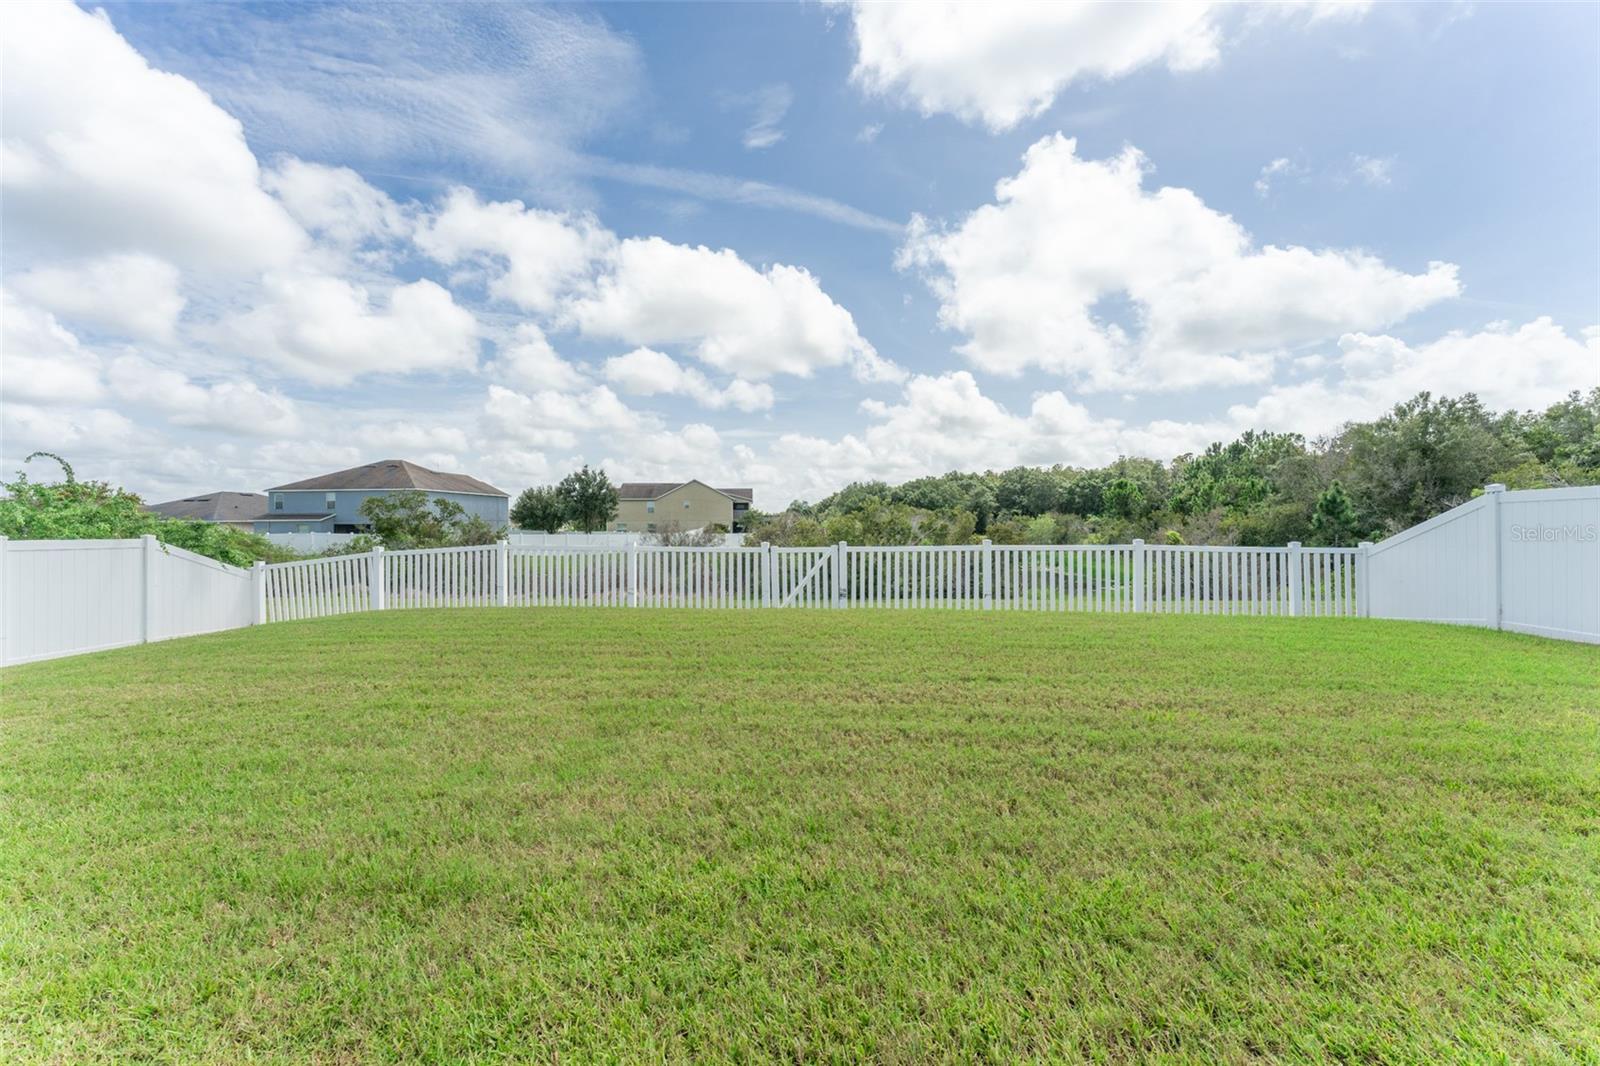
6;390;1594;564
745;390;1600;548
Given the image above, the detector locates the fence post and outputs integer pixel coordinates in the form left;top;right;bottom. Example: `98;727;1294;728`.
1131;539;1146;613
628;541;639;608
141;533;159;643
1287;541;1303;617
835;541;848;609
1356;541;1373;618
761;541;773;608
252;561;267;624
496;539;509;607
369;545;386;611
0;536;8;666
1484;483;1505;629
981;539;993;610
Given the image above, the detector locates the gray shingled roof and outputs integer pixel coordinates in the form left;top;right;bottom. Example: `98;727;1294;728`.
617;481;753;502
267;459;507;497
146;491;267;523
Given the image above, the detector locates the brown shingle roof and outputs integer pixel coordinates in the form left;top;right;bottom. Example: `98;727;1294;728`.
617;481;753;502
146;491;267;522
267;459;507;497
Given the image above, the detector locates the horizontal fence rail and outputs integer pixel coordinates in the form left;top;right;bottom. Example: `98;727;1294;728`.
258;539;1365;623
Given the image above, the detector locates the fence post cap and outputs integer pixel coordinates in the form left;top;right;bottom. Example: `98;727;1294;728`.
372;544;384;554
982;538;992;546
253;560;265;569
1358;540;1373;549
1484;482;1507;494
1287;540;1302;549
141;532;158;543
760;540;770;548
1132;538;1144;546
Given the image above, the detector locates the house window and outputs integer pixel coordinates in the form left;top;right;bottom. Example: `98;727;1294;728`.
325;492;337;511
647;523;656;532
273;494;283;511
683;501;691;509
616;523;627;531
646;500;655;513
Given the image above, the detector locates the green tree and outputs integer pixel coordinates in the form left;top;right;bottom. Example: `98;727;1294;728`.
1310;480;1360;546
1103;477;1147;519
360;491;461;549
1340;392;1520;531
994;466;1062;516
556;466;619;533
510;486;565;532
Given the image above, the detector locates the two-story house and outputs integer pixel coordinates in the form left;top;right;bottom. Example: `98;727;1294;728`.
611;481;753;534
254;459;509;534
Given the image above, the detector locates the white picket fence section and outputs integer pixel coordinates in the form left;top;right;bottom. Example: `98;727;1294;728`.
0;535;253;665
254;539;1363;621
1366;484;1599;642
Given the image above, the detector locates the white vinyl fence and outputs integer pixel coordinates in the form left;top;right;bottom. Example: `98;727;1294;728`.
1366;484;1599;643
258;540;1361;622
6;486;1594;666
0;535;253;665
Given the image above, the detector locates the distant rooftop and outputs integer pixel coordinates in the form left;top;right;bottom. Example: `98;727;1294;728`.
267;459;507;497
146;491;266;523
617;481;753;502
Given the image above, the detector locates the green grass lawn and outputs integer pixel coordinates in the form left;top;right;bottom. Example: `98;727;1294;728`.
2;610;1597;1064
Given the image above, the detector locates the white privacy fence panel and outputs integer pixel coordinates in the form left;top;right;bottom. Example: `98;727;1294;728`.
149;542;254;638
1364;485;1600;642
262;531;355;554
1364;496;1492;626
1497;487;1599;642
1;536;253;665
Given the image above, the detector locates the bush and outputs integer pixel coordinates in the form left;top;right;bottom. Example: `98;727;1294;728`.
0;458;292;568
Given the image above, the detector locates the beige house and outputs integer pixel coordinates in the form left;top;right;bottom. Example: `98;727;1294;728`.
612;481;754;533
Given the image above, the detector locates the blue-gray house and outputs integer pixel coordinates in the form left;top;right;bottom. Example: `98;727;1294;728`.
254;459;509;534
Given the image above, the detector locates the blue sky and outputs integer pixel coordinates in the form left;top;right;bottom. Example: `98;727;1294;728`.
3;1;1596;507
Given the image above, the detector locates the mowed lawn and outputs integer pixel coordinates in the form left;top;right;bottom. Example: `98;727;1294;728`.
2;610;1598;1064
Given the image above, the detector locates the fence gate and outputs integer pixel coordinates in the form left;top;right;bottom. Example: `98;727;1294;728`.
770;547;837;608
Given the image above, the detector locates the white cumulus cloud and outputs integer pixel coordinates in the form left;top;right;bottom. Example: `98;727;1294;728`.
415;187;615;313
1;1;305;272
842;1;1221;132
13;253;186;342
570;237;902;383
106;355;304;437
899;134;1460;391
602;347;775;412
0;292;105;404
211;273;480;386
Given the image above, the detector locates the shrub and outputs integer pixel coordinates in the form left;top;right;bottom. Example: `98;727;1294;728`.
0;457;292;568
